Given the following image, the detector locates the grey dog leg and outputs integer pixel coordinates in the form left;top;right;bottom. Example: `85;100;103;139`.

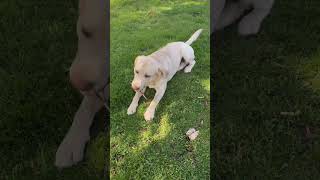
211;0;226;33
216;1;248;31
55;95;103;168
238;0;274;35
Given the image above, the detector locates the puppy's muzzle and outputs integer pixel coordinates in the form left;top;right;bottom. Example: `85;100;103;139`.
131;84;140;91
131;80;145;92
69;67;94;91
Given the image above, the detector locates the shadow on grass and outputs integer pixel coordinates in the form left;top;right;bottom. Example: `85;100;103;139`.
212;0;320;179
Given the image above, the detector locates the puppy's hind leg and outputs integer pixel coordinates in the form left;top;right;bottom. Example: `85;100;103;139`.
182;46;196;73
184;60;196;73
178;58;188;71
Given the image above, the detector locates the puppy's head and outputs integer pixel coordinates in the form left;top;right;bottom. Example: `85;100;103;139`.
131;56;167;92
69;0;108;95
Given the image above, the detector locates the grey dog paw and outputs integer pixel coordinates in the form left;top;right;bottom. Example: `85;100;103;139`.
55;133;89;168
238;16;261;36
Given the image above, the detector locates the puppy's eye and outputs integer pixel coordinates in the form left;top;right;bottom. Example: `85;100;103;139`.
81;27;92;38
144;74;150;78
135;70;139;74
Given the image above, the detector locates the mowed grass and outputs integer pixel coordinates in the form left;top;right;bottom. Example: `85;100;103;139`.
0;1;106;179
212;0;320;179
110;0;210;179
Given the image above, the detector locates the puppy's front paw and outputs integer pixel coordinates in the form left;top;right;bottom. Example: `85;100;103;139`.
55;132;89;168
144;109;154;122
127;103;137;115
184;61;195;73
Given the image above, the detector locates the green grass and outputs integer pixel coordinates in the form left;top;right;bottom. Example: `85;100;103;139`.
212;0;320;179
0;1;106;179
110;0;210;179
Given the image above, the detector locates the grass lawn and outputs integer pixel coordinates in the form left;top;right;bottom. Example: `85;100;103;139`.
0;1;106;179
110;0;210;179
212;0;320;179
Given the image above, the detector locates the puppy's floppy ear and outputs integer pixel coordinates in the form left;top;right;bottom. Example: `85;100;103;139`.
134;57;139;66
134;56;143;66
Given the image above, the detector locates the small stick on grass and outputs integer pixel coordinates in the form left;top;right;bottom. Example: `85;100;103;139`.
135;90;147;100
141;93;147;100
280;110;301;116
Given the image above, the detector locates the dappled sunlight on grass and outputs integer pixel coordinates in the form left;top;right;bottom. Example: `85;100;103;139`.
201;79;210;93
132;114;171;154
309;73;320;90
153;114;171;141
299;48;320;91
158;6;172;11
87;134;108;172
181;1;207;6
136;101;150;117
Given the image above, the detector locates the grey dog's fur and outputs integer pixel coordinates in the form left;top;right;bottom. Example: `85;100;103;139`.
55;0;108;168
212;0;274;35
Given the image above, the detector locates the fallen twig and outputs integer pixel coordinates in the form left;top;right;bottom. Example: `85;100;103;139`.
280;110;301;116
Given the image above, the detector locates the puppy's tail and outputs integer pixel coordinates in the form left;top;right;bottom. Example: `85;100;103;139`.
185;29;203;45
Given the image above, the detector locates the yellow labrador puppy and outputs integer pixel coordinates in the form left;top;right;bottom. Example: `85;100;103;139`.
127;29;202;121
